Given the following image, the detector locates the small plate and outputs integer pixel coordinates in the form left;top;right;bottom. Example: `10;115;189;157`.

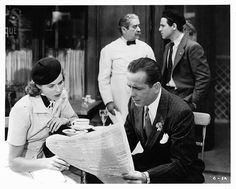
62;129;77;136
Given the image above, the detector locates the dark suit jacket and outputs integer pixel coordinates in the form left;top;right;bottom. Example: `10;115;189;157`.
161;34;211;107
124;88;205;183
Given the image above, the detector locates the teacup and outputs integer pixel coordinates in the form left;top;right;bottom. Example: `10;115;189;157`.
71;118;90;125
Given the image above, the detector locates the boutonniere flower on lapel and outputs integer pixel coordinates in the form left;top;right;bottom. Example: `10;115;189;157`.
155;120;164;131
160;133;169;144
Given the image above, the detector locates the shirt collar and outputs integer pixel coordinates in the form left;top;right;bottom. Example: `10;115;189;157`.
146;87;162;123
121;36;127;43
40;94;51;107
32;89;67;113
172;33;184;47
120;36;136;44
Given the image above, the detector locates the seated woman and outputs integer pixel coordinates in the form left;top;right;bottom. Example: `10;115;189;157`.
6;57;78;182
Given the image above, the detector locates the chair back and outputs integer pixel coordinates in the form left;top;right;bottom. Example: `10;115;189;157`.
193;112;211;160
193;112;211;126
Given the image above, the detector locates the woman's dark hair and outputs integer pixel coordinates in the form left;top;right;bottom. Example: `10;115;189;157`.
128;57;162;87
25;80;41;97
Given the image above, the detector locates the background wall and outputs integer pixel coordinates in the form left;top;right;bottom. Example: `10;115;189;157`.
5;5;230;150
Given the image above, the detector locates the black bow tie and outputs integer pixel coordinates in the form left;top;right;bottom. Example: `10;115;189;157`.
127;40;136;46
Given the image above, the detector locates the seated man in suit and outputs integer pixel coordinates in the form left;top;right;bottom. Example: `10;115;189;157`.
122;57;205;183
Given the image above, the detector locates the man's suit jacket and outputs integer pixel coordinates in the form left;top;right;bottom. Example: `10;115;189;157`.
161;34;211;107
124;88;205;183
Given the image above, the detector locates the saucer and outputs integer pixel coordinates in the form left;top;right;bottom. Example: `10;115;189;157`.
62;129;77;136
63;128;88;136
70;124;94;131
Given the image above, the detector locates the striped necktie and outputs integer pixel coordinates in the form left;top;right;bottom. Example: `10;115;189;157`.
144;107;152;138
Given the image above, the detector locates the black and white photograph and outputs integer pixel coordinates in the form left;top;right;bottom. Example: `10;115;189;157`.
1;0;233;188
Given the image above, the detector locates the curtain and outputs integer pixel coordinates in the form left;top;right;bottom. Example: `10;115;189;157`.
55;49;85;100
5;49;85;100
5;50;32;84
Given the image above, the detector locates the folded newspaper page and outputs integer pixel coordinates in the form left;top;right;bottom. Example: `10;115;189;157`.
46;112;134;183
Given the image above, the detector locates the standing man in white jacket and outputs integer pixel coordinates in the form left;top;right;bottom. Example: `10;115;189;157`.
98;13;156;121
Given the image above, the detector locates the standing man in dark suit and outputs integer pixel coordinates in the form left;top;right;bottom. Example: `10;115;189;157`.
122;57;204;183
159;10;211;111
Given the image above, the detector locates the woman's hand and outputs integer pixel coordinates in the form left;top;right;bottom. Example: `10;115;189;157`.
44;156;70;171
47;117;68;133
8;144;70;172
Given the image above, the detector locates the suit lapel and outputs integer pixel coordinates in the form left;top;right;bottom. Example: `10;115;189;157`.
173;34;188;70
145;89;169;150
162;43;171;74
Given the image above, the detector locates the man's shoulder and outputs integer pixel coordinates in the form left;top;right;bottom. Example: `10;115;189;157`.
103;38;122;49
136;39;152;47
184;37;202;50
163;89;191;112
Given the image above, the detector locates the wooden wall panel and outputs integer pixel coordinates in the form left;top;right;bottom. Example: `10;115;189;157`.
149;6;165;64
85;6;99;99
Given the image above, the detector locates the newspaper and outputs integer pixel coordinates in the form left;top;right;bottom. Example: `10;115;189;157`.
46;112;134;183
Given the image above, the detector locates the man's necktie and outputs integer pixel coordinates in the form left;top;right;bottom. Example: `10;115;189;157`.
166;42;174;83
144;107;152;139
127;40;136;45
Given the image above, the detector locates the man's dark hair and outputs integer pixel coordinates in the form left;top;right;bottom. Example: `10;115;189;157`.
162;9;186;32
128;57;162;87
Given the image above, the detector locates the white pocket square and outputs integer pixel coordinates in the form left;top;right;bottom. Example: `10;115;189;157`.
160;133;169;144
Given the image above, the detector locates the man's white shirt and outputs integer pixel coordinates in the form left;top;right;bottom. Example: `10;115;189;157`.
98;37;156;120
